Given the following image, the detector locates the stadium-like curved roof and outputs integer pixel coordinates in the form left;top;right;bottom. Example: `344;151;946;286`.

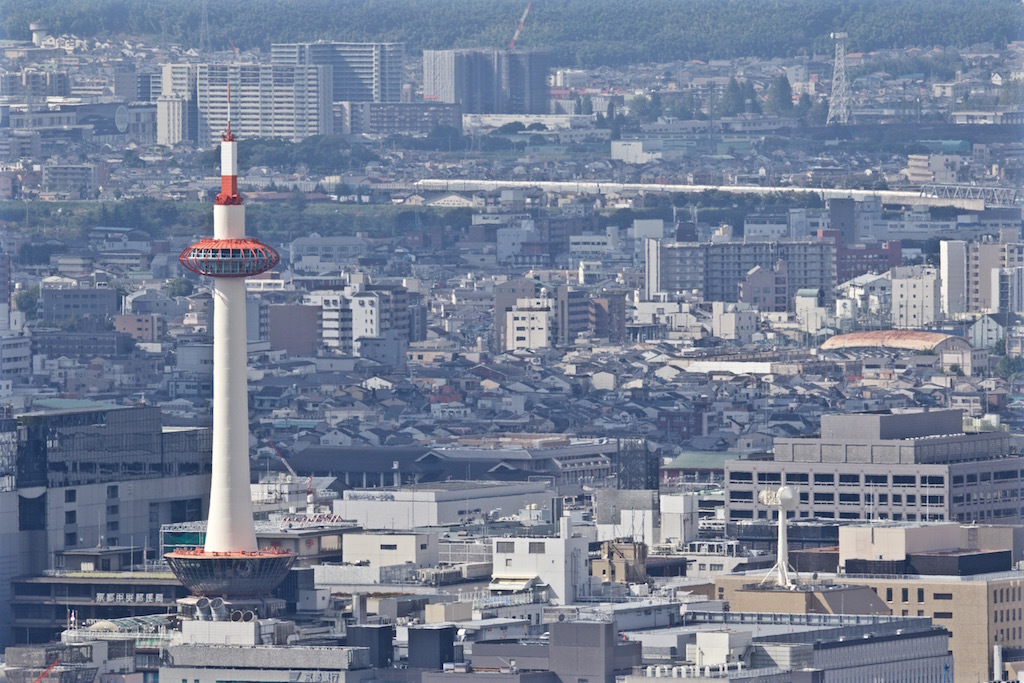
820;330;969;352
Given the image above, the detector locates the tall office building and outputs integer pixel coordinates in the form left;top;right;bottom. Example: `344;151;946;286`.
271;42;404;103
424;49;550;115
827;197;856;245
196;63;332;145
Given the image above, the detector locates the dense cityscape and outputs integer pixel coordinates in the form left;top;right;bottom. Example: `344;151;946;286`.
0;1;1023;682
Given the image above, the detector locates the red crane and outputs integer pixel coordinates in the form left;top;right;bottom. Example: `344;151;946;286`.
508;0;532;50
33;659;60;683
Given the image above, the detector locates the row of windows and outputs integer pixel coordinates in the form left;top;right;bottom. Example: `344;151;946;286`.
730;509;946;522
995;586;1022;603
730;490;944;506
729;471;945;486
952;471;1021;485
496;541;546;554
953;489;1022;505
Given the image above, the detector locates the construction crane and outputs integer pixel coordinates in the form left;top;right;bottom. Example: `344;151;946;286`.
263;441;298;478
33;659;60;683
508;0;532;50
263;441;316;514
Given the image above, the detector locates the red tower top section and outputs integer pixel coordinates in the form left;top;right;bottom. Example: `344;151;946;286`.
216;85;240;205
178;124;279;279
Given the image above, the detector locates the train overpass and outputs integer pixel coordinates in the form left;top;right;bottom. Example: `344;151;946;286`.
370;179;1024;212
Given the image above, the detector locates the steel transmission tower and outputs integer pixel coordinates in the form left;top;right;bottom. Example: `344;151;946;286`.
198;0;212;54
826;31;852;125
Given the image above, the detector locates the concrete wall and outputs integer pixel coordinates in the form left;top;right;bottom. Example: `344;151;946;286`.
491;518;589;605
839;524;961;567
659;494;698;545
343;532;439;568
333;483;551;530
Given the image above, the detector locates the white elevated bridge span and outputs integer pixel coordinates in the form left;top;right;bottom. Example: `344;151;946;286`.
378;179;1008;211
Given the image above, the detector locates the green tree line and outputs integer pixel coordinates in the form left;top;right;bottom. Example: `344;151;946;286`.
1;0;1020;68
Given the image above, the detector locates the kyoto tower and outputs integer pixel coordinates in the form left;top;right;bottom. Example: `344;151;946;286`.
165;109;294;597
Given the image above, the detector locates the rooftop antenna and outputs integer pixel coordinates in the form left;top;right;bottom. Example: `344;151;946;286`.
758;484;799;588
224;83;233;141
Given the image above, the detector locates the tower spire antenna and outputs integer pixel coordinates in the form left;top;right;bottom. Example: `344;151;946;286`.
225;83;233;140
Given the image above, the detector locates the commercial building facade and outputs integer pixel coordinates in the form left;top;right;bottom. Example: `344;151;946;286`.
1;403;211;646
724;410;1024;524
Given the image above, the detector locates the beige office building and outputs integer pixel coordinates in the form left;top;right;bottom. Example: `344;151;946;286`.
716;523;1024;682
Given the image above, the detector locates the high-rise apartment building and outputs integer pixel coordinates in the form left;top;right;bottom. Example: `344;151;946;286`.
157;63;198;145
307;283;419;356
424;49;501;114
500;50;552;114
933;230;1024;315
993;267;1024;315
271;42;404;103
196;63;332;145
648;239;836;309
423;49;550;115
940;239;968;317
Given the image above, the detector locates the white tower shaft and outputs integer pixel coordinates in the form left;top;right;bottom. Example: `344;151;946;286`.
776;506;790;587
204;139;258;553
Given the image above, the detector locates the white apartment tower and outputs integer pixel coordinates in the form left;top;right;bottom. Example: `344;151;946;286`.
891;265;941;329
939;240;968;318
644;237;662;301
196;63;332;145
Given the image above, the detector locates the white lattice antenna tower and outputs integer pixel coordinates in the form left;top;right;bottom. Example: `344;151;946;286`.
826;31;852;125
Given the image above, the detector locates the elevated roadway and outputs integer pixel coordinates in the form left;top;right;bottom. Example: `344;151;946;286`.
372;179;1006;211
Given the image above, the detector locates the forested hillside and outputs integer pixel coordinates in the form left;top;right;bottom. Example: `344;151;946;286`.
2;0;1021;67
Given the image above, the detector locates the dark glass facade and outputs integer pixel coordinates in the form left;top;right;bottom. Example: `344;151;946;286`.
14;405;211;489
